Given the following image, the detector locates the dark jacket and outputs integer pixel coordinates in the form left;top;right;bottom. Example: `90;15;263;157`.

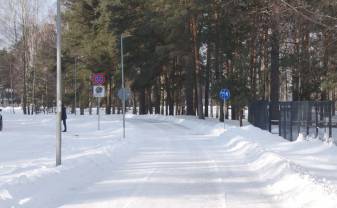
61;106;67;120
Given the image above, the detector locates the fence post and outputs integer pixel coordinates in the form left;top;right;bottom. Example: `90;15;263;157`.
290;102;293;141
297;103;301;137
329;102;332;138
306;102;310;136
284;104;287;138
269;102;272;133
315;102;318;138
278;103;284;136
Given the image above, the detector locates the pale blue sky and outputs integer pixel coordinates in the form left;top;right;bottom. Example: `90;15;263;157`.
0;0;57;49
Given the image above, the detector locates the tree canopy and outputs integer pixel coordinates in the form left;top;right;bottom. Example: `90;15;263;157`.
0;0;336;122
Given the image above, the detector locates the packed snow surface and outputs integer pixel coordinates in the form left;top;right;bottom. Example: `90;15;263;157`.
1;109;337;207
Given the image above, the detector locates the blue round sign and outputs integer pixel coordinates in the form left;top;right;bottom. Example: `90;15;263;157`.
219;88;231;101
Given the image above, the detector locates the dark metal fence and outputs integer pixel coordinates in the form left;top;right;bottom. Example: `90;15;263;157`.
248;101;270;131
249;101;333;141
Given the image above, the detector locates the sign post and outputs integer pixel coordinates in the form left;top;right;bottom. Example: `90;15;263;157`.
118;88;131;138
97;97;100;130
92;73;106;130
93;85;105;130
219;88;231;129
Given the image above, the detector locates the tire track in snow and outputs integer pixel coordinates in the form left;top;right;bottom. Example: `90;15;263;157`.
129;119;227;208
117;118;229;208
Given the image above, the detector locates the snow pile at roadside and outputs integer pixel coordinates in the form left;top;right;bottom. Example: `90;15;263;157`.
223;133;337;207
0;141;125;207
134;115;337;207
0;114;129;207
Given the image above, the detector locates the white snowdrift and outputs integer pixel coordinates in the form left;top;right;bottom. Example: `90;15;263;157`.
1;111;337;207
135;114;337;207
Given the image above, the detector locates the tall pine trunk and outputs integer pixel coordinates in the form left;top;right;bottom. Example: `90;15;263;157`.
154;79;161;114
270;3;280;120
138;88;146;115
184;56;195;115
191;15;204;119
204;40;211;117
106;76;112;114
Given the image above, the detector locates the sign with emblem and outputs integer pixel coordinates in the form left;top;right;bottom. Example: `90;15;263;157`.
219;88;231;101
92;73;106;85
118;88;131;101
93;85;105;98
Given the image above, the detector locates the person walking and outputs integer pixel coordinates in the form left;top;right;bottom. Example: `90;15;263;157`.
61;104;67;132
0;109;3;131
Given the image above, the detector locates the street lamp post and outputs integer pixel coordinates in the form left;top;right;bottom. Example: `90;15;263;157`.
121;35;125;139
56;0;62;166
74;57;77;115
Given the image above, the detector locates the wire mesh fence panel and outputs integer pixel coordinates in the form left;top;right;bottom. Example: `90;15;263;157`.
279;102;292;140
248;101;270;131
248;101;333;141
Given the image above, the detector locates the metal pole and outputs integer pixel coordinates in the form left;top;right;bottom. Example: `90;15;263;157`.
329;102;332;138
121;35;125;139
98;97;100;130
224;100;226;129
290;102;293;140
56;0;62;166
315;103;318;138
74;57;77;115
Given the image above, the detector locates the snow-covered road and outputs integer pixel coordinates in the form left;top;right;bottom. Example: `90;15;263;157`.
60;118;272;208
1;112;337;208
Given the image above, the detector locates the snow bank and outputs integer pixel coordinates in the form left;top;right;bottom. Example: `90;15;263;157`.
0;114;130;207
134;115;337;207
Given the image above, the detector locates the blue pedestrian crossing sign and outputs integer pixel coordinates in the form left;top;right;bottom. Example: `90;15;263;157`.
219;88;231;101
